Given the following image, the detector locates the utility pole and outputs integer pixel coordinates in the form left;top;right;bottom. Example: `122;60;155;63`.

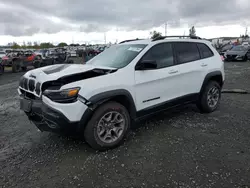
245;27;248;36
104;33;106;44
164;22;167;36
116;27;118;44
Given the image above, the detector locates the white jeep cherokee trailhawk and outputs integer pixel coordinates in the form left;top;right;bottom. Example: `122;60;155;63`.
18;36;225;150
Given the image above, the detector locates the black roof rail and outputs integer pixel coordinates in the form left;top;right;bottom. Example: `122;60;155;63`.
119;38;144;44
152;35;202;41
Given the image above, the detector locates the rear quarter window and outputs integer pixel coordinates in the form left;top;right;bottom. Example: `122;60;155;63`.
197;43;214;59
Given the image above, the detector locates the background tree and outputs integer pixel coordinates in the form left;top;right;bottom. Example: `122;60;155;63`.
189;26;196;36
240;34;249;38
57;42;68;47
22;41;26;49
33;41;39;49
40;42;54;49
12;42;20;49
150;31;163;39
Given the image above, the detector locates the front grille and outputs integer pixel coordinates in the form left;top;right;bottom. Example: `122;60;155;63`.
20;88;36;100
35;82;41;95
19;77;41;96
23;78;28;90
227;55;237;59
19;77;25;88
28;79;35;91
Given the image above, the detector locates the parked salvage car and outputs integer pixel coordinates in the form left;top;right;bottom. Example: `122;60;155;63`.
18;36;225;150
218;43;233;57
224;45;250;61
39;48;74;68
34;49;49;59
1;50;42;73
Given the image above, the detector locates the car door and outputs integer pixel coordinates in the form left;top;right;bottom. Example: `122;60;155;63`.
173;42;205;96
134;42;181;111
196;42;215;74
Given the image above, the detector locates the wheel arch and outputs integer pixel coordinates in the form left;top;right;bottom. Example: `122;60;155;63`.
200;71;223;93
88;89;137;120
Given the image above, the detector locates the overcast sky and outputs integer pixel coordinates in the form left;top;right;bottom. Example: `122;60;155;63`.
0;0;249;45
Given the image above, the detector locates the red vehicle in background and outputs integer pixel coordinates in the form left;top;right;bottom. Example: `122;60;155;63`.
0;50;42;73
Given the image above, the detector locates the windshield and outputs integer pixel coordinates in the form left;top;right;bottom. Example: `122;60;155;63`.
221;44;233;52
231;46;246;51
0;52;5;54
87;44;147;68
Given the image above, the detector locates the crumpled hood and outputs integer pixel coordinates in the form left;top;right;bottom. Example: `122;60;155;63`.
24;64;116;83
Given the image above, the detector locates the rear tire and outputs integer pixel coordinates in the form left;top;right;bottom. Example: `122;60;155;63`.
12;60;21;73
84;101;130;151
197;81;221;113
21;67;27;71
0;65;4;75
33;60;41;69
68;60;74;64
242;55;247;62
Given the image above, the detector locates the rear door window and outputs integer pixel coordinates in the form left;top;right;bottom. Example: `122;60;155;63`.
197;43;214;59
174;42;200;64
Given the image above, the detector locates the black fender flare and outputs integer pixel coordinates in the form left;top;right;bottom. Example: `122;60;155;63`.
200;71;223;93
88;89;137;119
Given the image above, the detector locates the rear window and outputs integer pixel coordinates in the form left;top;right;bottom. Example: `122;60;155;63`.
174;42;200;64
197;43;214;58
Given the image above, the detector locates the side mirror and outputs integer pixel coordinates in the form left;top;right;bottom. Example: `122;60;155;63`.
135;60;157;70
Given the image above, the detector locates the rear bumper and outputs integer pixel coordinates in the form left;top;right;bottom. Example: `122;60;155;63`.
20;96;93;134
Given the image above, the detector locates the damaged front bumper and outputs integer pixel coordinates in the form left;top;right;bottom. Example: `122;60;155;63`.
19;95;93;134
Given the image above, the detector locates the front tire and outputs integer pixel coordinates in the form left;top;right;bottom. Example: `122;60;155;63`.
84;101;130;150
197;81;221;113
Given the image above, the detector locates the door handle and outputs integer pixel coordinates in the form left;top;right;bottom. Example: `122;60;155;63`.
168;70;178;74
201;63;208;67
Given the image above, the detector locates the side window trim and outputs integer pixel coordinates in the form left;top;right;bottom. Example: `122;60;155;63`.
173;42;201;65
135;42;177;70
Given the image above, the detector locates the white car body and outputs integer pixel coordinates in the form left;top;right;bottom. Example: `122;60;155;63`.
18;37;225;141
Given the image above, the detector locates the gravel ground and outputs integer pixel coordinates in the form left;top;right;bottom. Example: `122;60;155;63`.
0;62;250;188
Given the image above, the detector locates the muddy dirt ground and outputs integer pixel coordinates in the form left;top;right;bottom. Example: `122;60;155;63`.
0;62;250;188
